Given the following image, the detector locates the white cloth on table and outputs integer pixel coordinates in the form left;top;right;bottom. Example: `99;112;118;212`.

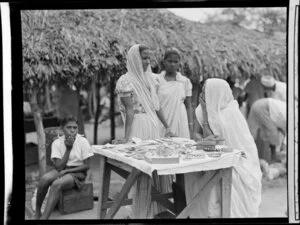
186;78;262;218
92;145;242;176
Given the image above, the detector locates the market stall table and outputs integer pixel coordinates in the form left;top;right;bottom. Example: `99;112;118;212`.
92;141;242;219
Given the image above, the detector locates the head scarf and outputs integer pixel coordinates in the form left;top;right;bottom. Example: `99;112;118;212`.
205;78;234;138
125;44;160;127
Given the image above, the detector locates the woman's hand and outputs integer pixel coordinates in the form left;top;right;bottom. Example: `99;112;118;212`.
202;134;220;141
165;128;176;137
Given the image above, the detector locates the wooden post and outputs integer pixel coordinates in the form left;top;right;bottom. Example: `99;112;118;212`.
221;168;232;218
100;163;111;218
87;83;94;119
97;155;106;219
44;84;52;113
30;89;46;177
110;76;116;141
93;73;101;144
92;81;97;117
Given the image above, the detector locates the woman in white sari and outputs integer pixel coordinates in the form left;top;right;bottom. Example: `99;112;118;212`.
115;44;174;218
156;47;193;138
185;78;262;218
154;48;193;210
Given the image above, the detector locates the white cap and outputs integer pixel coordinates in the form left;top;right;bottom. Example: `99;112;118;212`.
261;75;275;87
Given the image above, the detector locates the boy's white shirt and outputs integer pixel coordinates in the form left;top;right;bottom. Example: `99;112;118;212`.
51;134;94;166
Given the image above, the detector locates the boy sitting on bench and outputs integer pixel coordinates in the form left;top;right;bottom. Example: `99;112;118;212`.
34;115;94;219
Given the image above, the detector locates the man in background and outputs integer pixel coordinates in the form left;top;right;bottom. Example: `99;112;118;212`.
260;75;286;102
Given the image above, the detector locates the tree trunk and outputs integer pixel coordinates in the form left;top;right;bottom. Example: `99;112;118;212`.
93;78;101;145
76;90;85;136
92;81;97;116
87;83;94;120
44;84;53;113
30;89;46;177
110;77;116;141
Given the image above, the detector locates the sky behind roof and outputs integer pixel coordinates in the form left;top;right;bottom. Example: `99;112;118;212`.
167;8;223;22
167;7;286;23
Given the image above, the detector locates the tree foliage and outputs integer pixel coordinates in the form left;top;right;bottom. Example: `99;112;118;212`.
206;8;287;36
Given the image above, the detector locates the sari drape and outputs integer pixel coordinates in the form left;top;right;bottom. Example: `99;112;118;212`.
156;71;191;138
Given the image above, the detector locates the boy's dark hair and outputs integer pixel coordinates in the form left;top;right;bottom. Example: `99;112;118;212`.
60;115;78;127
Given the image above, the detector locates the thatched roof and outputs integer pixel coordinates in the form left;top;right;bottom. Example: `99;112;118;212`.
22;8;286;89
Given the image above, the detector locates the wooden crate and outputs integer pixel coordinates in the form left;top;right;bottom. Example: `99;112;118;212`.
58;183;94;214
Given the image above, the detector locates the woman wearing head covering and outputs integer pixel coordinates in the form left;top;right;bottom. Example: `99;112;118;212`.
116;44;174;142
185;78;262;218
115;44;174;218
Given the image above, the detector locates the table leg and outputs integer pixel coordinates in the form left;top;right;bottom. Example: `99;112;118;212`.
221;167;232;218
176;170;222;218
100;163;111;218
132;173;154;219
105;168;140;219
173;174;186;214
151;187;175;214
97;155;106;219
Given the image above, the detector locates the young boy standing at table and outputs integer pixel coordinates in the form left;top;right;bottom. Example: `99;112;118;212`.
33;115;94;219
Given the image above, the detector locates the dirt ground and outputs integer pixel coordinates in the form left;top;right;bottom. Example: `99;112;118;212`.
24;122;288;219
